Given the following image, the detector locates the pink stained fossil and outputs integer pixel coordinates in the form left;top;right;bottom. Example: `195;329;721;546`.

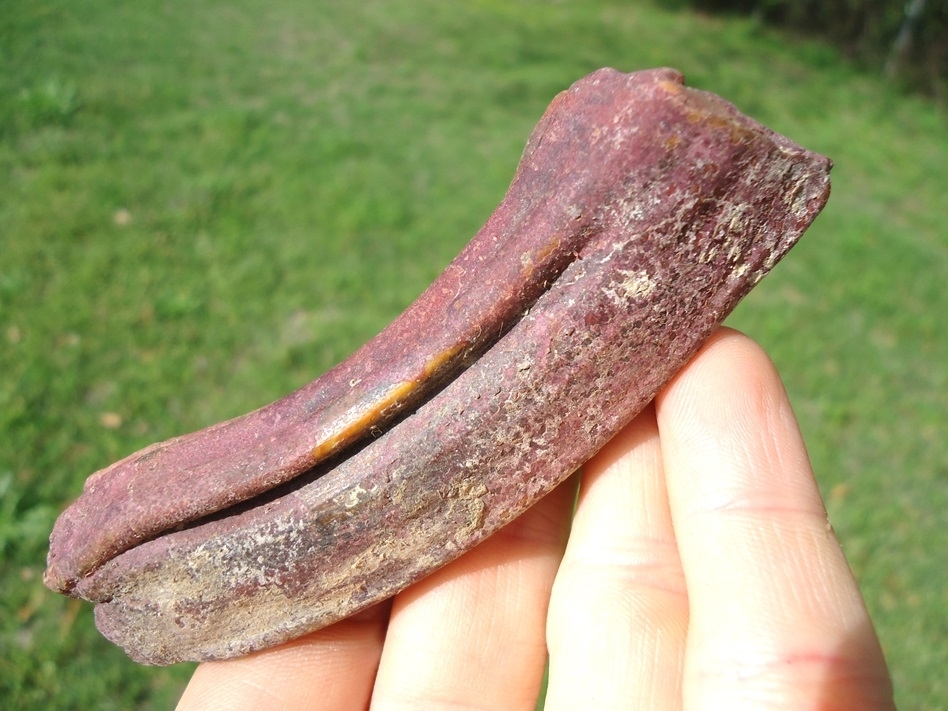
45;68;831;665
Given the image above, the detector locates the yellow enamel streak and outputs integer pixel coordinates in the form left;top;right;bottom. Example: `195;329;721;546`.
310;346;466;462
310;380;419;461
521;235;562;282
423;343;465;378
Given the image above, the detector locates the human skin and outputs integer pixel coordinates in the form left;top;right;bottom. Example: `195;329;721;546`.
174;329;895;711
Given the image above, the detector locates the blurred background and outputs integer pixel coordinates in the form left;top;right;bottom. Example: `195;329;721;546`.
1;1;945;708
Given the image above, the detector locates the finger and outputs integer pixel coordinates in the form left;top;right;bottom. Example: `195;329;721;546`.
657;328;894;710
369;473;577;711
545;403;688;710
176;602;390;711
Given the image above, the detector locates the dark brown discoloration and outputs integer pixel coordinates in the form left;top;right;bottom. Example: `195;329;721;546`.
45;68;831;664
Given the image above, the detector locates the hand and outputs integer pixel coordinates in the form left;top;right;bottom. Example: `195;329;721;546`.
176;328;894;710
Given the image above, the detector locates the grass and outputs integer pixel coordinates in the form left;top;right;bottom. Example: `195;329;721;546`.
2;0;945;707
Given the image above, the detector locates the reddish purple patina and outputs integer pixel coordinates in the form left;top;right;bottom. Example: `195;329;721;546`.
45;68;831;664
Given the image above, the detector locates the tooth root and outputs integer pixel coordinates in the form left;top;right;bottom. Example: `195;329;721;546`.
45;67;831;665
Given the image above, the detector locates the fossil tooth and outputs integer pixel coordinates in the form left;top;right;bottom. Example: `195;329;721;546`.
45;68;831;665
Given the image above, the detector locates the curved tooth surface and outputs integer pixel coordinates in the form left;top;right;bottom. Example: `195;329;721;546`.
46;67;683;595
45;68;831;664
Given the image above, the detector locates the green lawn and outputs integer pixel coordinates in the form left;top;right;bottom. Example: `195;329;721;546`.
2;1;945;708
